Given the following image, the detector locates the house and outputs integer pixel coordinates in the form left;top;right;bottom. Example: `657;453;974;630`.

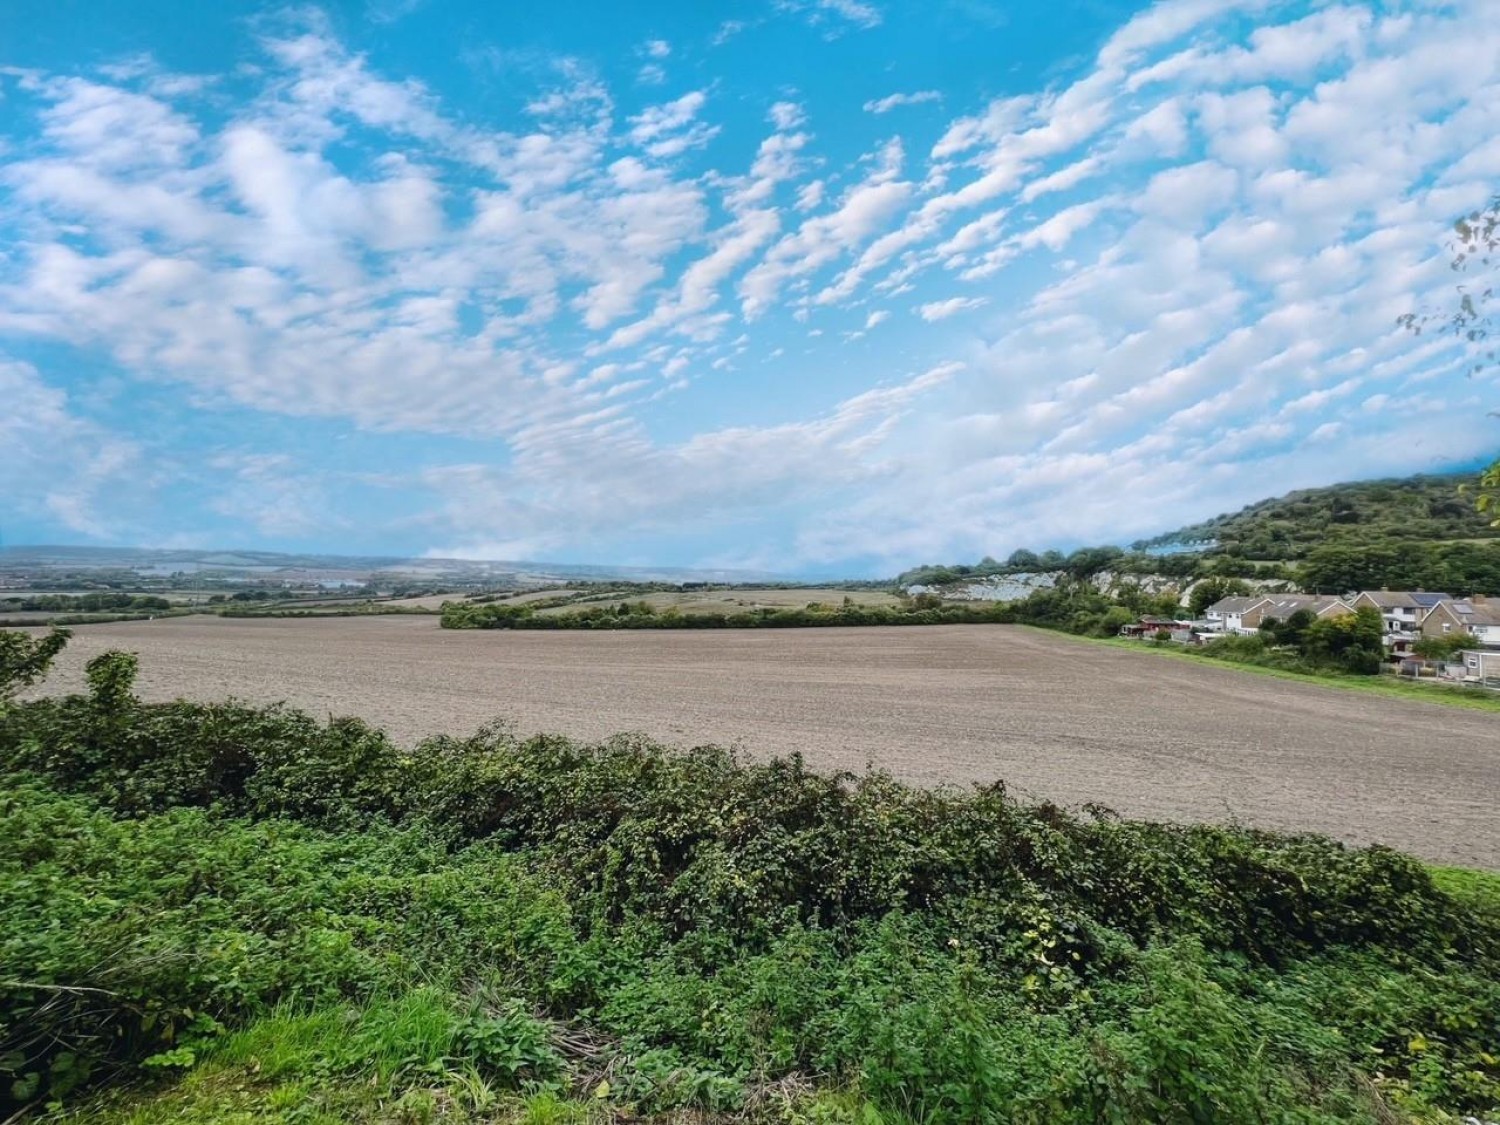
1417;599;1470;641
1443;649;1500;686
1203;593;1355;635
1349;590;1465;655
1257;594;1353;623
1204;596;1273;634
1451;597;1500;648
1350;590;1428;634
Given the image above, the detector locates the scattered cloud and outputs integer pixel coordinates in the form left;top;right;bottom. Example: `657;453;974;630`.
768;100;806;130
917;296;987;321
1;0;1496;569
863;90;942;114
777;0;883;35
627;89;720;157
0;360;141;538
711;20;749;45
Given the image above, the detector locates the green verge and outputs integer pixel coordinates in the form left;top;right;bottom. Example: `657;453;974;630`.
1033;627;1500;714
2;639;1499;1123
1429;866;1500;921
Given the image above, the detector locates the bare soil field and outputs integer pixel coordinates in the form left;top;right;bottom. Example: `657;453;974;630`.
20;616;1499;868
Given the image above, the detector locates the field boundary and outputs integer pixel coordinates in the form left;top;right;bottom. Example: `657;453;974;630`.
1031;626;1500;713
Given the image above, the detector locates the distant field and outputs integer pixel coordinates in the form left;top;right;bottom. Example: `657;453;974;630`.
534;587;902;616
377;594;471;610
22;615;1500;869
492;587;583;604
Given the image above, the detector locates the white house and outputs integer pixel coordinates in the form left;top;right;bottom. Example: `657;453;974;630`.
1446;597;1500;648
1350;590;1427;635
1203;596;1271;634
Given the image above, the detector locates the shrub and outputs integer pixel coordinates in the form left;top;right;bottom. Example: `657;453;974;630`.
2;632;1498;1120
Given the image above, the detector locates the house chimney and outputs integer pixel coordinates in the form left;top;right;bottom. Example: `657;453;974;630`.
1475;595;1489;605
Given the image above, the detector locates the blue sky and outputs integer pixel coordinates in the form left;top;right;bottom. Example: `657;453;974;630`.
1;0;1496;576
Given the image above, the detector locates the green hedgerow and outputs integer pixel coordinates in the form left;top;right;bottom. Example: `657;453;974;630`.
3;632;1498;1121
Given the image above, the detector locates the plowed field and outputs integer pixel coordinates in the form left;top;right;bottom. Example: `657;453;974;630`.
24;616;1500;868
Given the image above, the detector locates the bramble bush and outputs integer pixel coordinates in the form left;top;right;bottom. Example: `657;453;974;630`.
1;630;1497;1121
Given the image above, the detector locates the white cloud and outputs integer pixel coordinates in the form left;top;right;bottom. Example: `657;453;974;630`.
424;360;960;559
208;452;336;538
0;360;141;538
628;90;720;158
864;90;942;114
819;0;882;27
917;296;987;321
740;138;912;317
712;20;749;45
778;0;883;34
3;1;1499;569
768;101;806;131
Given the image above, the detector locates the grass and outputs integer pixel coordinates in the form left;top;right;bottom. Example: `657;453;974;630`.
1039;628;1500;713
1429;865;1500;920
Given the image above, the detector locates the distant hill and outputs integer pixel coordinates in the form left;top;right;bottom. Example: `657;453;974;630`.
1134;473;1496;561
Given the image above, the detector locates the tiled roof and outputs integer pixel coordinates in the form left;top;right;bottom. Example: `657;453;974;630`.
1356;591;1427;608
1260;595;1349;619
1454;601;1500;626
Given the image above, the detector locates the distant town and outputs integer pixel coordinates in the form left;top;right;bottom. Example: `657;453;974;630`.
1125;589;1500;687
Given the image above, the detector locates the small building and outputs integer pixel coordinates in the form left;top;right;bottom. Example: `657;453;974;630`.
1444;649;1500;687
1204;596;1272;634
1119;616;1198;642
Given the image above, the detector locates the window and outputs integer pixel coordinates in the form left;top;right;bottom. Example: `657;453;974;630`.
1442;622;1451;633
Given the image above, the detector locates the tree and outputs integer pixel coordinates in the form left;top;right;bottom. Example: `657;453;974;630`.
1064;545;1125;579
1413;633;1470;661
1469;460;1500;529
0;628;70;704
1006;548;1041;570
1189;576;1251;617
1401;195;1500;524
1304;606;1385;675
1262;608;1316;650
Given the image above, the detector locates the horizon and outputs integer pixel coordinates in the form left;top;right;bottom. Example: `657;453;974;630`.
3;464;1490;581
3;0;1498;574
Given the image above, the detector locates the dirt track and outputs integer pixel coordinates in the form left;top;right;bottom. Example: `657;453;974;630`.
22;616;1500;868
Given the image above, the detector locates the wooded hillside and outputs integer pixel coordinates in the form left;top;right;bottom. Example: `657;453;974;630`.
1136;473;1494;560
